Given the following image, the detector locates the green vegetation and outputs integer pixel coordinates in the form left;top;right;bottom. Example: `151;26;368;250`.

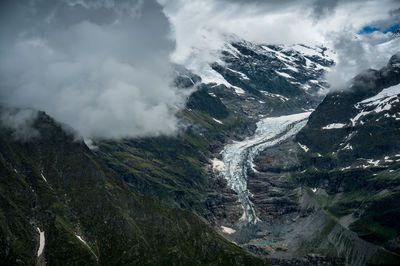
0;111;268;265
95;102;252;215
299;164;400;261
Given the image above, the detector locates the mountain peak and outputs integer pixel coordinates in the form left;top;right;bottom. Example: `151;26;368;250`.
393;26;400;37
388;52;400;68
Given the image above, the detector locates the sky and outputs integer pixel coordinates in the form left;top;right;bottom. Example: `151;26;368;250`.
0;0;399;138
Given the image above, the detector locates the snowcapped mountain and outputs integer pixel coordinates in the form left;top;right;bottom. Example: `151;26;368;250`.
391;27;400;39
180;40;335;119
297;53;400;167
291;54;400;263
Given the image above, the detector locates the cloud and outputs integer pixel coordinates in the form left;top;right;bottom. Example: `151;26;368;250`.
326;28;400;91
159;0;400;90
311;0;339;20
0;0;190;139
1;0;398;137
0;107;39;141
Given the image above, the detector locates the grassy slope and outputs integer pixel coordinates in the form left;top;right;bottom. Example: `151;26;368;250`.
0;111;268;265
94;93;253;216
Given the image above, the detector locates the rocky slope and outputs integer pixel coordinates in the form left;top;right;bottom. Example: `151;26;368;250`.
203;41;334;119
292;53;400;264
297;53;400;165
208;53;400;265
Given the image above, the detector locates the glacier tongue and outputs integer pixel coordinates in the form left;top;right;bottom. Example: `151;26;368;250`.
215;112;311;225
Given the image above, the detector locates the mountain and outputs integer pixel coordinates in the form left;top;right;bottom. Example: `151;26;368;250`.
90;40;348;264
0;109;268;265
391;27;400;39
201;41;334;118
3;36;398;265
91;40;335;222
297;53;400;165
292;53;400;264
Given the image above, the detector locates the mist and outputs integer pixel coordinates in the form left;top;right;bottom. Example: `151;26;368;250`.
0;0;188;139
1;0;399;140
326;29;400;91
0;107;39;141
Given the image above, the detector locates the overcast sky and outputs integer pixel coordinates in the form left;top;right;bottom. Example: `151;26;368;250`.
0;0;399;138
0;0;187;139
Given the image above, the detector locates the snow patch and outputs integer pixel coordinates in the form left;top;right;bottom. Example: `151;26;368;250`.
75;234;88;246
359;84;400;104
212;118;223;124
343;143;353;150
298;142;309;152
322;123;346;129
233;86;245;95
261;91;289;101
211;158;225;172
351;84;400;126
40;172;48;183
84;139;98;150
221;226;236;234
227;68;250;80
284;64;299;73
36;227;45;257
275;70;292;79
204;68;246;95
75;233;98;261
366;159;380;167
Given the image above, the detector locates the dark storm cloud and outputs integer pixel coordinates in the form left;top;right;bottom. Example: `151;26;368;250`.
389;7;400;16
0;0;190;139
311;0;339;20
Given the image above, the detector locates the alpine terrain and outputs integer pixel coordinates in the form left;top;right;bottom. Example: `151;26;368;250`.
1;1;400;265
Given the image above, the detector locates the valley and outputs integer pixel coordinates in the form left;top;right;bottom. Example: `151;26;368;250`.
1;27;399;266
89;41;400;265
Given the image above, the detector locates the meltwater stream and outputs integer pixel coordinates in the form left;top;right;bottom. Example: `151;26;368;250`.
214;112;311;225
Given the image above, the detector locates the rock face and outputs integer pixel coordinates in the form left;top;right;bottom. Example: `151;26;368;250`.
0;109;269;265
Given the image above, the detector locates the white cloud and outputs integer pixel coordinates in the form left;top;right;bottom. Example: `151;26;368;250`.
159;0;400;88
0;0;189;139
